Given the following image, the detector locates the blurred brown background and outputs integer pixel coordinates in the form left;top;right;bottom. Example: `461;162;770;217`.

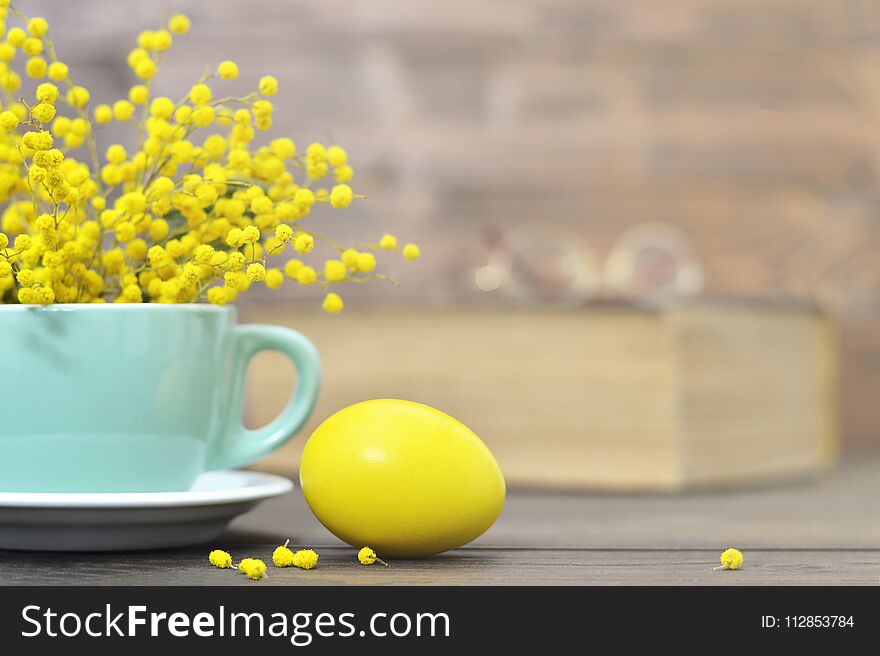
24;0;880;448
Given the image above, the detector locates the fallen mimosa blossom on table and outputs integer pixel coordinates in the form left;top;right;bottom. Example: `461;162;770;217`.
238;558;268;580
714;547;744;571
358;547;388;567
272;539;297;568
292;549;319;570
208;549;233;569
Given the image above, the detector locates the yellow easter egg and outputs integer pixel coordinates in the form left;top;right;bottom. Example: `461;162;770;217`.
300;399;505;557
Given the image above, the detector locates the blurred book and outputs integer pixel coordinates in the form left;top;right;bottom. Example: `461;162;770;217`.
244;298;837;492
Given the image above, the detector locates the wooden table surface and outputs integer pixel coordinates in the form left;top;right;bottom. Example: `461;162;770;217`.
2;457;879;586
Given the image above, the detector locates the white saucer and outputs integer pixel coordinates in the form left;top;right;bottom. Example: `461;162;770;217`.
0;470;292;552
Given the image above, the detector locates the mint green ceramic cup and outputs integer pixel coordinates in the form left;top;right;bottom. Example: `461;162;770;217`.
0;305;320;492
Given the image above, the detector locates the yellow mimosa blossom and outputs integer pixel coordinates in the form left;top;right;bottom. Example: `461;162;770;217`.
357;547;388;567
292;549;319;570
265;268;284;289
189;83;212;106
380;234;397;250
238;558;267;580
258;75;278;96
25;56;47;78
6;28;26;47
168;14;191;35
0;6;416;311
322;292;343;314
293;233;314;254
47;61;68;81
0;111;19;130
128;84;149;105
324;259;346;283
66;86;89;108
273;540;296;568
208;549;233;569
326;145;347;167
329;184;353;209
217;60;239;80
35;82;59;104
27;17;49;37
715;548;744;571
30;103;55;123
246;262;267;282
112;100;135;121
297;266;317;285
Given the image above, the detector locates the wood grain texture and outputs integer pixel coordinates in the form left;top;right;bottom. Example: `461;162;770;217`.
3;547;876;586
1;458;878;585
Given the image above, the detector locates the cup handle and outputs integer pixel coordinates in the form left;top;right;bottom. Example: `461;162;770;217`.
207;324;321;471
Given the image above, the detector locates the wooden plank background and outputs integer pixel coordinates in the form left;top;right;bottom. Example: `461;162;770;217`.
12;0;880;444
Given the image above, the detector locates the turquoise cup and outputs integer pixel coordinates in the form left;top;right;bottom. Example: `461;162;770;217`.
0;304;321;492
